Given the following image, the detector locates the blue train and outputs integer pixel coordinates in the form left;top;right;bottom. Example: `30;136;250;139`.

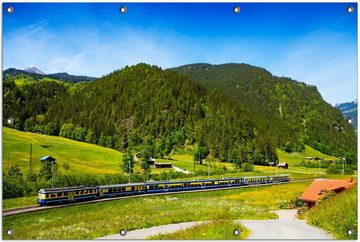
37;175;290;205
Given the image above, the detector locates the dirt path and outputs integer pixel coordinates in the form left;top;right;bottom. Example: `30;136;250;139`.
95;221;206;239
95;209;334;240
172;166;192;174
236;209;334;239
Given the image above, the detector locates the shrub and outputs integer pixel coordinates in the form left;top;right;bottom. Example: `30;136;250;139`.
242;163;253;172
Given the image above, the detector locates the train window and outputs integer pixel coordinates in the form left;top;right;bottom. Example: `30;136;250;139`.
46;194;49;198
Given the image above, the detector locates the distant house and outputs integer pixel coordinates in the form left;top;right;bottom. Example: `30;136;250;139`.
148;157;156;166
306;157;313;161
268;162;276;167
299;178;356;207
154;162;172;168
33;129;45;135
277;162;289;169
40;155;56;163
314;157;322;161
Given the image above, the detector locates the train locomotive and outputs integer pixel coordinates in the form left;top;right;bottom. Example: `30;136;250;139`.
37;175;290;206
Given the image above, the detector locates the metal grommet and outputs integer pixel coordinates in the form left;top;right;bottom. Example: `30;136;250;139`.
347;6;354;14
7;229;13;236
119;229;127;236
120;6;127;14
7;118;13;125
233;6;240;14
347;118;354;124
6;6;13;14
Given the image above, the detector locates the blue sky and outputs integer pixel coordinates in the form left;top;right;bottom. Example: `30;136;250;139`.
2;3;358;105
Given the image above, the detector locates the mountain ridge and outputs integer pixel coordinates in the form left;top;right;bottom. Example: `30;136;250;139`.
335;100;357;129
172;63;356;160
3;68;96;83
3;63;357;164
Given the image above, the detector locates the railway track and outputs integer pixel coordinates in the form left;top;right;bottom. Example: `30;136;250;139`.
3;178;314;217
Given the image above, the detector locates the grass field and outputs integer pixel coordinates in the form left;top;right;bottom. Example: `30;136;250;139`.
148;220;250;239
2;181;310;239
3;127;123;174
306;186;358;239
276;146;338;167
3;127;184;175
2;196;38;210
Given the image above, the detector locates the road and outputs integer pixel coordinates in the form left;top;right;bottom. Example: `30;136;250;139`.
236;209;334;239
95;209;334;240
172;166;192;174
95;221;207;240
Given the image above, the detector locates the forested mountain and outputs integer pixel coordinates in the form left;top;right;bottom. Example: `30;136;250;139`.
172;63;356;161
3;68;96;83
3;64;279;165
336;100;357;130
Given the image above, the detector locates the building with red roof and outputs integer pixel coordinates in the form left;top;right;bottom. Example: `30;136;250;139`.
299;178;356;207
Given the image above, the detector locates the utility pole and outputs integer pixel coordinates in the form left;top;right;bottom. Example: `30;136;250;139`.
342;157;346;175
128;158;131;183
193;144;196;172
51;161;54;188
29;143;32;175
208;160;210;179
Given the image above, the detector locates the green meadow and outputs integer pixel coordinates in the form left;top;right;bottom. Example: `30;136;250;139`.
2;181;310;240
148;220;250;240
3;127;123;175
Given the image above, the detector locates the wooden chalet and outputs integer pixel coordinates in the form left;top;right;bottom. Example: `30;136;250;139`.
277;162;289;169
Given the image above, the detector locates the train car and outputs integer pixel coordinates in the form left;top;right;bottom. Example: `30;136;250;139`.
182;179;218;190
146;181;184;193
270;175;290;183
216;178;243;187
38;185;97;206
98;183;146;198
243;176;270;185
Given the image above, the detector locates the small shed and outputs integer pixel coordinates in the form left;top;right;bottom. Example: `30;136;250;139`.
154;162;172;168
40;156;56;163
148;157;156;165
268;162;275;167
33;129;45;135
277;162;288;169
314;157;322;161
306;157;313;160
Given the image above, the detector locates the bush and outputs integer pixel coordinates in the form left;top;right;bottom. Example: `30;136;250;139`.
297;206;308;219
326;164;355;175
315;190;337;205
242;163;253;172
